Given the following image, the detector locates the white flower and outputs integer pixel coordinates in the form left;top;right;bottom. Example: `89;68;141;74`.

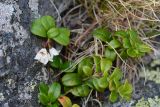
34;48;60;65
49;48;60;61
34;48;51;65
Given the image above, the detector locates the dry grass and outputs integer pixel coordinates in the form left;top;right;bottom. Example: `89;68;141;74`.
73;0;160;81
58;0;160;105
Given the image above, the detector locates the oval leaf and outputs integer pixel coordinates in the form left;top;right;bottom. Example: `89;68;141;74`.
110;68;123;81
71;85;90;97
50;56;63;68
38;93;49;105
47;102;59;107
109;39;121;49
93;55;101;72
39;82;49;95
118;80;132;101
78;57;93;76
127;48;143;57
31;18;47;37
109;91;118;102
58;96;72;107
93;28;111;42
109;80;116;91
72;104;80;107
137;44;151;53
114;30;127;38
41;16;56;31
53;28;70;46
98;76;108;89
48;82;61;103
47;28;59;39
128;29;141;46
83;66;93;77
62;73;82;87
100;58;112;72
105;48;116;61
123;38;131;49
92;78;105;92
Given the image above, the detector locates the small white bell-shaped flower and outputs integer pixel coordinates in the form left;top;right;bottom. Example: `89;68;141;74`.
34;48;60;65
49;48;60;61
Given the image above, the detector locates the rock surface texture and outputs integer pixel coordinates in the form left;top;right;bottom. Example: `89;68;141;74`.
0;0;160;107
0;0;72;107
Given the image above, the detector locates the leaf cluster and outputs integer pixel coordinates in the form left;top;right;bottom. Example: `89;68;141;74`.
31;16;70;46
32;17;137;106
39;82;80;107
61;56;133;102
93;28;151;58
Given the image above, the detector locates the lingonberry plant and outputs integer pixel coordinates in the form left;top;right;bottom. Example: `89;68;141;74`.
31;15;70;46
31;16;151;107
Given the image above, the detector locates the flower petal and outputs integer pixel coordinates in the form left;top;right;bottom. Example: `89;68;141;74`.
49;48;60;58
34;48;50;65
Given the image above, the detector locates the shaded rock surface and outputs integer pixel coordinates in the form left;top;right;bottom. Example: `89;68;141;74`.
0;0;72;106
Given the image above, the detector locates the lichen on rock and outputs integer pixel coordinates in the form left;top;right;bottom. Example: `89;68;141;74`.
135;96;160;107
0;0;73;106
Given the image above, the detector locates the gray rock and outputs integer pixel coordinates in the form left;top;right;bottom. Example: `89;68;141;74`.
0;0;73;106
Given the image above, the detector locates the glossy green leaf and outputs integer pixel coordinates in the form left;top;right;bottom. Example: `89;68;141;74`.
47;28;59;39
127;48;144;57
123;38;131;48
48;82;61;103
105;48;116;61
72;104;80;107
109;79;121;91
53;28;70;46
41;16;56;31
100;58;112;72
109;91;118;102
114;30;127;38
63;62;77;73
47;102;59;107
98;76;108;89
92;78;100;91
50;56;63;68
62;73;82;86
83;66;93;77
31;18;47;37
92;77;108;92
114;79;121;88
38;93;49;105
39;83;49;95
137;44;151;53
78;57;93;76
93;28;111;42
109;80;116;91
60;61;72;70
58;96;72;107
120;50;128;59
128;29;141;46
108;39;121;49
63;86;71;93
93;55;101;72
110;68;123;81
118;80;132;95
71;85;90;97
118;80;132;101
85;78;95;89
